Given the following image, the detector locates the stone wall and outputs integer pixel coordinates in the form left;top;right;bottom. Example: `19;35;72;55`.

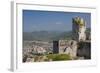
77;41;91;59
53;40;78;58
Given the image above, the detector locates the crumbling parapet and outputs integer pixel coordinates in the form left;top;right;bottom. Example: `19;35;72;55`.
53;40;78;58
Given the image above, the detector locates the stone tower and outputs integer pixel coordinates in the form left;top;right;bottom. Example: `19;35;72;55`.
53;40;59;54
72;17;86;41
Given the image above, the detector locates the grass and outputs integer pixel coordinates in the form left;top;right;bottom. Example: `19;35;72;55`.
46;54;71;61
23;54;72;62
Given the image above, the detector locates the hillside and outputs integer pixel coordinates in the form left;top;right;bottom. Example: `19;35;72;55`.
23;28;90;41
23;31;72;41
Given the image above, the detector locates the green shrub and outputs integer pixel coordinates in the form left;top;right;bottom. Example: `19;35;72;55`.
47;54;71;61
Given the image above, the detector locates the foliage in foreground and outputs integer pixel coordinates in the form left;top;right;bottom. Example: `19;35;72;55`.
46;54;71;61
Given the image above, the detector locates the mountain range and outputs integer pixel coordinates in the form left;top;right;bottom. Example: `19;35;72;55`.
23;28;90;41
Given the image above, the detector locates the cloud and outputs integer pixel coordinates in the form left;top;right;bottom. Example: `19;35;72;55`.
55;22;62;25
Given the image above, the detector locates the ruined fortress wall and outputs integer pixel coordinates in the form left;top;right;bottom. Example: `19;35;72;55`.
77;41;91;59
53;17;91;59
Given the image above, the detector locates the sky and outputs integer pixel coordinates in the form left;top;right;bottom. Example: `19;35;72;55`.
23;10;91;32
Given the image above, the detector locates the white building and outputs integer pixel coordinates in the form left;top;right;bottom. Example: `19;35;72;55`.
32;46;46;54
